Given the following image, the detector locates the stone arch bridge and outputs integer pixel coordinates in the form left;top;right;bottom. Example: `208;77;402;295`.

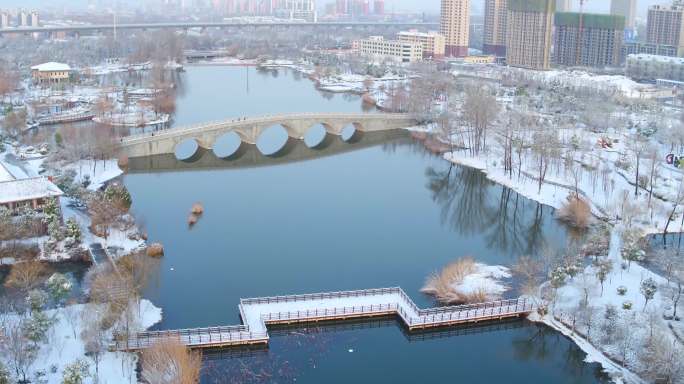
120;113;417;158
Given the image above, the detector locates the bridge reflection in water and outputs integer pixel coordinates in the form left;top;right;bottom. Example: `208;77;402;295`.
127;129;411;174
202;317;527;361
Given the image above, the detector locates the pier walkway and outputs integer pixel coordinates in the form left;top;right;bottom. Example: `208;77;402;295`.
112;287;534;351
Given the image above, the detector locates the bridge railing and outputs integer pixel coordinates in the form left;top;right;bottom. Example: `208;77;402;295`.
121;112;413;143
240;287;403;306
408;298;532;327
261;303;400;322
111;325;268;350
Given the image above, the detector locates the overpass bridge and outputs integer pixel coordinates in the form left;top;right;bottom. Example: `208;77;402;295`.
112;287;534;351
119;112;417;158
0;21;438;35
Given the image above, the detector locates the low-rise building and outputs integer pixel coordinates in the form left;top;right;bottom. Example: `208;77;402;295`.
352;36;423;63
621;42;678;63
0;163;63;213
626;53;684;82
31;62;72;84
462;55;497;64
396;30;445;58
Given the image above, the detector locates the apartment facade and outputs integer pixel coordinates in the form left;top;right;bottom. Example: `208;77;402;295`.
611;0;636;30
352;36;423;63
646;3;684;56
506;0;555;70
440;0;470;57
626;53;684;82
397;30;446;58
555;0;571;12
31;62;72;84
483;0;507;56
554;12;624;68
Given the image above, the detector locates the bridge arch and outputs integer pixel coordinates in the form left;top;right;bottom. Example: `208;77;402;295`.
340;122;364;143
256;124;291;156
304;123;333;149
212;131;243;158
174;138;202;161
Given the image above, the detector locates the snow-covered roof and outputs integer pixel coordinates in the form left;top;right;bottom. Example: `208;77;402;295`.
0;162;16;182
627;54;684;65
0;176;63;204
31;62;72;72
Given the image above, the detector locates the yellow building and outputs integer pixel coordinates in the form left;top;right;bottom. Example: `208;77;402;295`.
352;36;423;63
31;62;72;84
397;30;446;58
463;55;497;64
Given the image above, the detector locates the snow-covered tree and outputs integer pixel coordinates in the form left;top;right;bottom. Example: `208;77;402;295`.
640;277;658;311
46;273;72;303
65;218;82;243
595;259;613;296
61;359;90;384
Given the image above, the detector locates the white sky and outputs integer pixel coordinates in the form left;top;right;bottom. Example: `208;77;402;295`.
0;0;670;17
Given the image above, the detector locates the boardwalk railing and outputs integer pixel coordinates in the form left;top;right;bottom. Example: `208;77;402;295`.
112;287;535;351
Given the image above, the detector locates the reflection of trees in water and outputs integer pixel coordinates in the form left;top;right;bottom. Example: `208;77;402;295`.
425;161;551;257
511;325;608;382
202;327;339;384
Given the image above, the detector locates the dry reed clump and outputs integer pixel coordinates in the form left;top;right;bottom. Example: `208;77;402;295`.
190;203;204;215
421;257;484;305
187;215;198;226
141;338;202;384
557;194;592;229
146;243;164;258
117;155;129;170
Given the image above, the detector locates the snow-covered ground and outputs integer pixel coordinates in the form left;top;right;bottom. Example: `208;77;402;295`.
453;264;511;300
1;299;161;384
62;159;123;191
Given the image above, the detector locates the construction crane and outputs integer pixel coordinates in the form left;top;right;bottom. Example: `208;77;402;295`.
575;0;587;66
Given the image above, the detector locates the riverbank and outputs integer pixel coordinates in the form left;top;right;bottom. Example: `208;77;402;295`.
413;123;684;383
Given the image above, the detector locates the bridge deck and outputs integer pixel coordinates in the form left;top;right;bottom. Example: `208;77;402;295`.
113;287;534;351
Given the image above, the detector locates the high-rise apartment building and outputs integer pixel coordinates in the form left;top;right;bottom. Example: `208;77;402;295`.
373;0;384;14
555;0;571;12
506;0;555;70
17;10;28;27
29;11;39;27
554;12;625;68
0;12;9;28
610;0;636;30
646;3;684;56
483;0;507;56
440;0;470;57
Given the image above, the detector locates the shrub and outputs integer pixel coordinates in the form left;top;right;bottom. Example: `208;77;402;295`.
141;339;201;384
622;301;633;310
557;194;592;229
62;359;90;384
146;243;164;258
104;183;132;210
617;286;627;295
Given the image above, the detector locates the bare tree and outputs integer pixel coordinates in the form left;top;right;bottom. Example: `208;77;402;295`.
1;321;36;383
4;261;50;292
531;130;560;193
462;84;499;155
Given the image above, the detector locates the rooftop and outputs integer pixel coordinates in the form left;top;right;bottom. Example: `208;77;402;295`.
31;62;71;72
0;176;64;205
0;162;16;182
627;54;684;64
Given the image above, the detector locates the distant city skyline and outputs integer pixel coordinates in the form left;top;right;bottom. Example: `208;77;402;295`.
0;0;670;17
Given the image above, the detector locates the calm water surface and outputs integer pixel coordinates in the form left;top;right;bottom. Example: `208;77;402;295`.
123;66;607;383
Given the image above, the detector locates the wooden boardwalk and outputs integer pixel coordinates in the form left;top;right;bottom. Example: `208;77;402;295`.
112;287;534;351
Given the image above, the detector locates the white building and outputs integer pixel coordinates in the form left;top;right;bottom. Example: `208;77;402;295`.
0;163;63;212
626;53;684;82
396;30;446;58
352;36;423;63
